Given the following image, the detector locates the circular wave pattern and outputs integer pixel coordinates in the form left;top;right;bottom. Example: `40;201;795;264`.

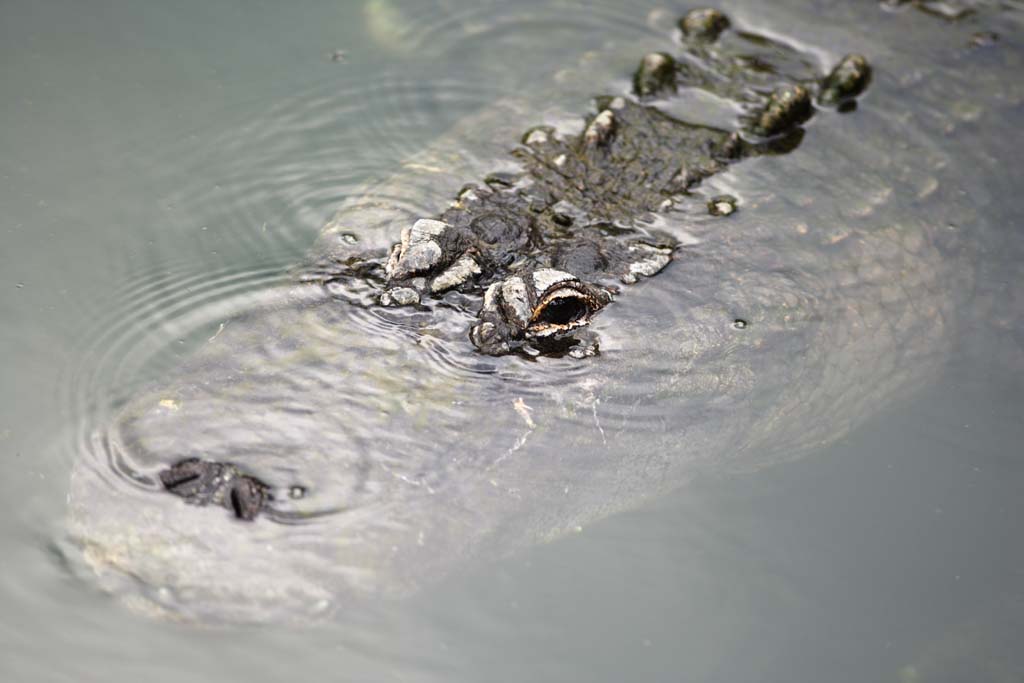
157;74;513;264
365;0;667;58
63;259;292;484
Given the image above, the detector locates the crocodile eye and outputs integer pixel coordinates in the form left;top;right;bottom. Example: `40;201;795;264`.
533;293;591;326
527;273;609;338
469;270;610;354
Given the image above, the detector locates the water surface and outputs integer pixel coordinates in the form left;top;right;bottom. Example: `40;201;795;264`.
1;0;1022;681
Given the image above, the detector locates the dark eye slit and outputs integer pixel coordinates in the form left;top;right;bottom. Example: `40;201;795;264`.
536;298;589;326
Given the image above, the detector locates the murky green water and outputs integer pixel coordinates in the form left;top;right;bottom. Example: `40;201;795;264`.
2;0;1023;681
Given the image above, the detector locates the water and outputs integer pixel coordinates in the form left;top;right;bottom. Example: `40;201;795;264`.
2;0;1023;680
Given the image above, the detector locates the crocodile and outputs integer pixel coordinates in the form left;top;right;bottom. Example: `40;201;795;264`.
64;2;1015;623
157;9;871;521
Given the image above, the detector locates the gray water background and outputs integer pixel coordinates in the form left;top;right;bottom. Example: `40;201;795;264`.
2;0;1023;680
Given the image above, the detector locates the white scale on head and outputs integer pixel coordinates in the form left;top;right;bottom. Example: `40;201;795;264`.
500;276;531;327
430;253;482;293
531;268;576;294
390;218;447;279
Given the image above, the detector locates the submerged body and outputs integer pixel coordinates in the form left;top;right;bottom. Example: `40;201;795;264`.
66;2;1020;622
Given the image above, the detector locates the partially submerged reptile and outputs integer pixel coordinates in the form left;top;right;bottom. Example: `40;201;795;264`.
67;0;1008;624
159;9;871;521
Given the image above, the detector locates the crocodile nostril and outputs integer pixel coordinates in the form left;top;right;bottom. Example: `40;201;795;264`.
227;476;268;521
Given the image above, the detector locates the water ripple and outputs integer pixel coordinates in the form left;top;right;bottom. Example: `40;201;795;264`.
63;260;293;477
158;74;512;264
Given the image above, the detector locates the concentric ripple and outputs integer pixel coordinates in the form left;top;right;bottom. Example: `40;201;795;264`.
62;259;293;475
156;73;512;266
365;0;660;58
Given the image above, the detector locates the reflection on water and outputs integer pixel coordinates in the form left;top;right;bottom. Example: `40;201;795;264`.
1;0;1022;680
